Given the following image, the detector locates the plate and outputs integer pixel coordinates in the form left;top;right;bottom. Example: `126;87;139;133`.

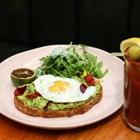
0;45;124;130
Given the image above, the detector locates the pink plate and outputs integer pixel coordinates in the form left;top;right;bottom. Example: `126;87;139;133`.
0;45;123;130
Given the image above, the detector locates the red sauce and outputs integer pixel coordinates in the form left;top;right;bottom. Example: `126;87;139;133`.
124;54;140;128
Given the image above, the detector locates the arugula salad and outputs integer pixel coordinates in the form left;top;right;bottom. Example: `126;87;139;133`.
35;43;108;79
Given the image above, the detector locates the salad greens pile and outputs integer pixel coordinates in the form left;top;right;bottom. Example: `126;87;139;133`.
35;43;108;79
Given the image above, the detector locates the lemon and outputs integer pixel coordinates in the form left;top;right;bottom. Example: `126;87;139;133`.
11;68;36;87
120;37;140;52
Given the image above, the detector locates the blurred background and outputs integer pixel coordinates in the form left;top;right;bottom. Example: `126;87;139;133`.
0;0;140;62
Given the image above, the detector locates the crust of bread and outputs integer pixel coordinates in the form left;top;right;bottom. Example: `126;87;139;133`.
14;82;102;118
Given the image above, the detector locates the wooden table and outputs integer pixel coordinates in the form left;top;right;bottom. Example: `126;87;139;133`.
0;106;140;140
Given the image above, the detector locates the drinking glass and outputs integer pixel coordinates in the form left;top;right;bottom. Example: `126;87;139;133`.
124;54;140;132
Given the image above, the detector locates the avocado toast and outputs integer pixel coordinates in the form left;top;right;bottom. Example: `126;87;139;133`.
14;80;102;117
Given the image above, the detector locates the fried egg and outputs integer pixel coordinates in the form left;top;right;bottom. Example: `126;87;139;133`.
34;75;96;102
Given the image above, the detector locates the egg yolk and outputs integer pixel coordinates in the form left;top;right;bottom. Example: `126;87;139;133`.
49;81;70;92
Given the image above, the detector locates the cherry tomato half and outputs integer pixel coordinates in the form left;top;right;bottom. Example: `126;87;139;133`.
84;75;95;86
25;92;40;98
14;86;27;96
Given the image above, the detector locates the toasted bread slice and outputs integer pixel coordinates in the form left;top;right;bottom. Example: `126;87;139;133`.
14;82;102;118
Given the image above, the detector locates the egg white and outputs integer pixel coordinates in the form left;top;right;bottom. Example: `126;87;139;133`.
34;75;96;102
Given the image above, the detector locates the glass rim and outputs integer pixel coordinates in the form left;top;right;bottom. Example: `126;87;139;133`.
124;54;140;66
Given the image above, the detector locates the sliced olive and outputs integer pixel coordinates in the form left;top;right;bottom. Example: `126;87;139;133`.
127;45;140;61
11;68;36;87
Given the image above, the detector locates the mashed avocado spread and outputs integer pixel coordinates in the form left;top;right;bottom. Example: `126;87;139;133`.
17;83;101;111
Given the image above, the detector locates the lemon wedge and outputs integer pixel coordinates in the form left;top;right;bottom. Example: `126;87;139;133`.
120;37;140;52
